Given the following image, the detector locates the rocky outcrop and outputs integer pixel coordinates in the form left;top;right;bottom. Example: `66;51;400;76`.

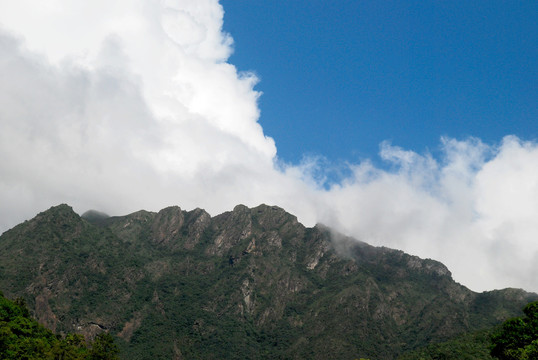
151;206;185;246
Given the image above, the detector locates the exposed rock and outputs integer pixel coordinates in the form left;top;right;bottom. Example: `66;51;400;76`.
182;208;211;249
207;205;252;256
151;206;184;246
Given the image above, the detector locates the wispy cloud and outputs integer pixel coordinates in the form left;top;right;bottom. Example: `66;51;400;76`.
315;137;538;292
1;1;537;293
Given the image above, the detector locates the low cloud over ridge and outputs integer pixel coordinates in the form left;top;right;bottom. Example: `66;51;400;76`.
1;0;538;293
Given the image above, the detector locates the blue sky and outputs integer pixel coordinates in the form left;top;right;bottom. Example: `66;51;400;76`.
221;1;537;165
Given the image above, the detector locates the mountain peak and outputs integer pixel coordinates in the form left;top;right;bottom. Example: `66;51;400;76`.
15;203;83;235
1;203;537;359
43;203;77;216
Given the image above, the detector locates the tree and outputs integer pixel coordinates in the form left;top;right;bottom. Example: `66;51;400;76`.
0;292;119;360
491;301;538;360
89;333;119;360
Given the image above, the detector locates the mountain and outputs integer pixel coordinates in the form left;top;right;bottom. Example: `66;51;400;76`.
0;204;536;359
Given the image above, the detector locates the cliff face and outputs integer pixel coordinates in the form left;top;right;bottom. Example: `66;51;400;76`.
0;204;536;359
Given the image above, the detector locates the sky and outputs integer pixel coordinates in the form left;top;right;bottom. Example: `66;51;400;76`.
0;0;537;294
221;1;538;166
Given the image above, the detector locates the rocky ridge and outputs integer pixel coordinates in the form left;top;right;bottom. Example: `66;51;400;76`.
0;204;536;359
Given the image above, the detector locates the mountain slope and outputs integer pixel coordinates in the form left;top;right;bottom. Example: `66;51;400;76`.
0;290;119;359
0;204;536;359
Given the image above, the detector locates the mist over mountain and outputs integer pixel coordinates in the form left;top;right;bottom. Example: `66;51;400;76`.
0;203;536;359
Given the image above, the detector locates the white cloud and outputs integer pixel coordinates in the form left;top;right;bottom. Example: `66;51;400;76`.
0;0;277;214
314;137;538;292
1;1;537;294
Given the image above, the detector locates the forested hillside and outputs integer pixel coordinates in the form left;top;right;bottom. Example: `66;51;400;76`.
0;204;536;359
0;291;118;359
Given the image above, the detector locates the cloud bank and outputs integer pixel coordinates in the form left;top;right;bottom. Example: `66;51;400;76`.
1;0;538;293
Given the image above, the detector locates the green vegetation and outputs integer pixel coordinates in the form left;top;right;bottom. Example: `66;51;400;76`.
397;300;538;360
398;329;495;359
0;291;118;359
0;204;537;359
491;301;538;359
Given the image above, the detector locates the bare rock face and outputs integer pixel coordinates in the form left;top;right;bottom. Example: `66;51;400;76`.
181;208;211;249
205;204;253;256
152;206;185;246
251;204;298;231
406;255;451;277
